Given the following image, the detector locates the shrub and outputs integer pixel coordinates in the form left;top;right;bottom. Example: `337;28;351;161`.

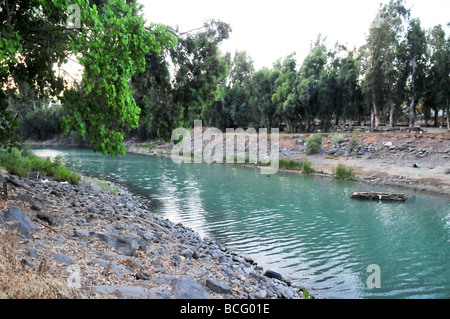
0;148;80;185
300;159;315;174
279;159;303;170
331;134;345;145
348;137;359;153
333;163;355;180
306;134;322;155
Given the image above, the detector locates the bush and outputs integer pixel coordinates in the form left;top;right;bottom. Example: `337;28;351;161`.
348;137;359;153
300;159;315;174
306;134;322;155
0;148;80;185
330;134;345;145
279;159;303;170
333;163;355;180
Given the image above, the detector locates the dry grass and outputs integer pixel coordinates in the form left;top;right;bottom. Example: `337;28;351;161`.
0;229;83;299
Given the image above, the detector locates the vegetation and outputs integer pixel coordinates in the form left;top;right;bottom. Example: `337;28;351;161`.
331;134;345;145
306;134;323;155
0;147;80;185
1;0;449;155
333;163;356;180
0;229;83;299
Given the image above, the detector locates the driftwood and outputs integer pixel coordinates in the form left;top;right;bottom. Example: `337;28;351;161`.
351;191;406;202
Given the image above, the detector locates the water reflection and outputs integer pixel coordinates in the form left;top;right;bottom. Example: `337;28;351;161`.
33;148;450;299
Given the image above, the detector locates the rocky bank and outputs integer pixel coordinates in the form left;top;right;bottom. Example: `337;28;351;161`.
0;173;303;299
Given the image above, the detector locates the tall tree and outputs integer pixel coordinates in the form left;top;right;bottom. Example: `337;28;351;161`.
365;0;410;128
423;24;449;129
405;18;427;127
297;35;328;132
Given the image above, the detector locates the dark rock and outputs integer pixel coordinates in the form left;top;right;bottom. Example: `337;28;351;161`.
37;212;54;225
7;176;30;190
171;276;211;299
53;253;73;265
264;270;283;281
0;206;38;238
205;278;232;294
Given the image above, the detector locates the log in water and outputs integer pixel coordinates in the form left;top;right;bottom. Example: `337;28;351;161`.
351;191;406;201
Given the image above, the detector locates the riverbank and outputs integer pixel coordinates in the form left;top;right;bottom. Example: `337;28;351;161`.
0;173;302;299
120;130;450;197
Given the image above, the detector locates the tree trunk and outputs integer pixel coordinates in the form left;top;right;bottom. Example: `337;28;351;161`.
371;88;379;128
389;100;394;127
408;55;416;128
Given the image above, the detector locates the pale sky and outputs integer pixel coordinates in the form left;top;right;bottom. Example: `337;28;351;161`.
141;0;450;70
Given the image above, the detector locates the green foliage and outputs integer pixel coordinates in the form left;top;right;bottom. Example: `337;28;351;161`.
348;137;359;153
331;134;345;145
0;148;80;185
301;159;315;174
306;134;323;155
333;163;355;180
1;0;176;156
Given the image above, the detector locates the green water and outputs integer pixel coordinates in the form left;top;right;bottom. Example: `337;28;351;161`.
34;148;450;299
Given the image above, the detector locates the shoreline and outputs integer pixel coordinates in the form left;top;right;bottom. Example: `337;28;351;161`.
26;132;450;197
0;171;304;299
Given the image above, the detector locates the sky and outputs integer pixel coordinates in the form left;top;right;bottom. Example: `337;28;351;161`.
141;0;450;70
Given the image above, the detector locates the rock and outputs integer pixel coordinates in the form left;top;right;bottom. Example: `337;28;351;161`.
206;278;233;294
444;168;450;174
74;229;90;238
37;212;54;225
7;176;30;190
264;270;283;281
0;206;38;238
91;258;123;279
53;254;73;265
171;276;212;299
92;285;151;298
15;194;44;211
255;289;268;299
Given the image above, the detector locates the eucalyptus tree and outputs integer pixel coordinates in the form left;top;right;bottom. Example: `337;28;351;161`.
404;18;428;127
423;24;449;128
365;0;410;127
272;53;299;132
297;35;328;132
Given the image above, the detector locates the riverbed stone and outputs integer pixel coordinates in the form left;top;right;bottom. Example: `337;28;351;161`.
53;254;73;265
205;278;232;294
0;206;38;238
171;276;212;299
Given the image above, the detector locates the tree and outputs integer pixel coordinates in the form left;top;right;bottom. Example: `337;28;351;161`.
423;24;449;129
169;20;231;128
272;53;299;132
297;35;328;132
365;0;410;128
1;0;177;155
405;18;427;127
247;68;280;129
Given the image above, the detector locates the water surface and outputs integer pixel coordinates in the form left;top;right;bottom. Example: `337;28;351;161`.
34;148;450;299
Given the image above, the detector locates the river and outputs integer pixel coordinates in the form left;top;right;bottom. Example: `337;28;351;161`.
33;148;450;299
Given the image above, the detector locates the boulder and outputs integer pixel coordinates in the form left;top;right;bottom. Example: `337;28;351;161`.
171;276;212;299
0;206;38;238
205;278;232;294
